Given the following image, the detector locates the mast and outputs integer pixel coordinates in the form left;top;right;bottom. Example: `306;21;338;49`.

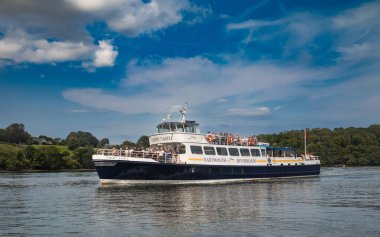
179;103;187;123
304;128;307;156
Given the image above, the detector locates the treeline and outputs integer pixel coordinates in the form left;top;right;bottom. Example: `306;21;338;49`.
0;123;149;171
0;123;110;149
1;123;380;170
257;125;380;166
0;144;94;171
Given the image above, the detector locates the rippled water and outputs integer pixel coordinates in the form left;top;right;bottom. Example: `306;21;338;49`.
0;167;379;236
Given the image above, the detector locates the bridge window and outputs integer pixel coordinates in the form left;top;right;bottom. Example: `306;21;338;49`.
250;149;261;157
216;147;228;156
240;148;250;156
228;148;239;156
190;145;203;154
204;146;216;155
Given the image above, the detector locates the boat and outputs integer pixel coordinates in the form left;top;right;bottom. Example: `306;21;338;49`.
92;104;320;184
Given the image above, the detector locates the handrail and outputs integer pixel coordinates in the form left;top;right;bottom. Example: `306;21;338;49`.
95;149;179;163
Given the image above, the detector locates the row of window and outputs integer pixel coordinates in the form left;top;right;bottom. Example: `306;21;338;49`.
187;145;266;157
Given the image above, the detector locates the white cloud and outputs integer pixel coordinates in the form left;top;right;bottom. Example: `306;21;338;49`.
332;1;380;64
107;0;189;36
63;56;334;116
93;40;118;67
227;19;283;30
70;109;90;113
65;0;192;37
65;0;124;12
0;31;120;67
0;30;93;63
0;0;206;66
228;107;271;117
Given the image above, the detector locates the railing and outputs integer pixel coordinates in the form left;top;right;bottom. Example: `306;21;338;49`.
96;149;179;163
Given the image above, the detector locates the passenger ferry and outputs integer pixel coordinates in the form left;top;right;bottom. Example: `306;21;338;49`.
93;105;320;184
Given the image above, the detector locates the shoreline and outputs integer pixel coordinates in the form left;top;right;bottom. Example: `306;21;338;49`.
0;169;96;173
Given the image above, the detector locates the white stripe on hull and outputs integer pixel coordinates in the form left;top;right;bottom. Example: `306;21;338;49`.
99;175;320;186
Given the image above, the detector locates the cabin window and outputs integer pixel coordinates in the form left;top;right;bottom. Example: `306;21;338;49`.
179;145;186;154
250;149;261;157
190;145;203;155
204;146;216;155
158;124;170;133
261;149;267;157
240;148;250;157
228;148;239;156
216;147;228;156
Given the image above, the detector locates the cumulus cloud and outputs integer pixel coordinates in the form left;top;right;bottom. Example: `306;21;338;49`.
0;30;93;63
0;0;204;66
64;0;194;37
0;31;119;68
64;0;124;12
93;40;118;67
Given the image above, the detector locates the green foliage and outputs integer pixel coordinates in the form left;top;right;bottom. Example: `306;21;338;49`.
257;125;380;166
98;138;110;148
0;144;24;170
72;147;95;169
66;131;99;150
0;123;33;144
121;139;136;149
136;135;149;149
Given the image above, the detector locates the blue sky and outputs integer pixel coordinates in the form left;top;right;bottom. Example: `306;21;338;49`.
1;0;379;143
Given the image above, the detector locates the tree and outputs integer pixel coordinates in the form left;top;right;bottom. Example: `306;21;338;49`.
0;129;8;142
67;137;80;150
5;150;29;171
73;147;95;169
121;139;136;149
4;123;32;144
66;131;99;148
99;138;110;148
136;135;149;149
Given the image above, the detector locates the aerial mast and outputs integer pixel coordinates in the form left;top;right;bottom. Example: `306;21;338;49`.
179;103;187;123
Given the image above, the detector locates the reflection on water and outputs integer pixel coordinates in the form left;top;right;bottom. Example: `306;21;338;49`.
0;168;379;236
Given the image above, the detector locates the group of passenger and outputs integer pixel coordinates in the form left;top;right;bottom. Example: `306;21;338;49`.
206;132;256;146
110;146;177;160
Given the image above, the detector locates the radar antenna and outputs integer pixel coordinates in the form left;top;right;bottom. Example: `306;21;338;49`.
179;103;187;123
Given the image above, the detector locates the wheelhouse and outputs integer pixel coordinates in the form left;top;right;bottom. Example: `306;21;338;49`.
157;121;200;133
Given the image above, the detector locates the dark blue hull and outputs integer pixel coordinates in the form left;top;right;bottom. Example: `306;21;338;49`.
94;161;320;181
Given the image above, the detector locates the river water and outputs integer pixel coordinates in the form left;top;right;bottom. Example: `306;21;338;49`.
0;167;379;237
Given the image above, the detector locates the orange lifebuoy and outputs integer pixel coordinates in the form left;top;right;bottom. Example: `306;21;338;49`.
228;135;233;144
207;134;213;142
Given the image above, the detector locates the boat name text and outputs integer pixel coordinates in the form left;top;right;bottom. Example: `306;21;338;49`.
204;157;227;162
150;135;173;143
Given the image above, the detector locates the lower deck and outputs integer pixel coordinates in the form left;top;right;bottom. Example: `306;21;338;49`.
94;160;320;181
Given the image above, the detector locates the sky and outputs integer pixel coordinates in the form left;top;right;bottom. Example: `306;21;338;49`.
0;0;380;144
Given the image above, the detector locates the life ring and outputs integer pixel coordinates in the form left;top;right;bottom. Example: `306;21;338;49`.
228;135;233;144
207;134;213;142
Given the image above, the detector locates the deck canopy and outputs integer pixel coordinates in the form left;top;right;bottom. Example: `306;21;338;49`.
156;120;200;133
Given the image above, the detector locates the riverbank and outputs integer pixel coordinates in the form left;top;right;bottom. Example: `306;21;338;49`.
0;169;95;173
